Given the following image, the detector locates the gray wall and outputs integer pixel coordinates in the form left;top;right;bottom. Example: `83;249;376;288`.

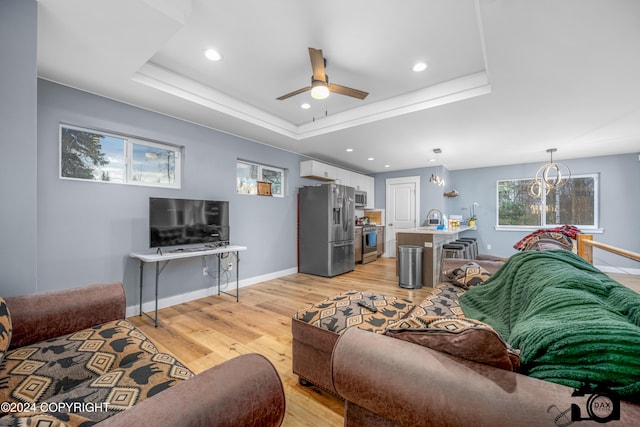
374;165;452;228
2;0;637;303
374;153;640;269
0;0;38;297
37;80;313;303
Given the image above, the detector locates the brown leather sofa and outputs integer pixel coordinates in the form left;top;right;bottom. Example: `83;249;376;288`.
330;256;640;427
1;283;286;427
332;327;640;427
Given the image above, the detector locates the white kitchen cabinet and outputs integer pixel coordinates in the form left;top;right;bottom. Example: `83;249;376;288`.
300;160;337;181
335;168;351;186
299;161;374;206
350;172;365;190
363;175;375;208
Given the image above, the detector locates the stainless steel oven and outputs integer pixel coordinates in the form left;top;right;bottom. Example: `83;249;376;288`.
355;190;367;208
362;225;377;264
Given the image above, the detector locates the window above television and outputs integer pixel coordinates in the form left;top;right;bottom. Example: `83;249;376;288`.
59;124;182;189
236;159;285;197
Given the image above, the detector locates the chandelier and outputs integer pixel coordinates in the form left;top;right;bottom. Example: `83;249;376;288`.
530;148;571;197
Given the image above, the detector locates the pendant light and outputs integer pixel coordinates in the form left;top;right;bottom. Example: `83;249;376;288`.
430;173;445;186
530;148;571;197
429;148;445;186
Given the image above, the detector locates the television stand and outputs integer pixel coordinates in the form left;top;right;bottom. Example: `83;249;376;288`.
169;246;211;253
129;245;247;327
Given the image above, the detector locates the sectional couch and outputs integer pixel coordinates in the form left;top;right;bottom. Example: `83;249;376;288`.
0;282;286;426
331;252;640;426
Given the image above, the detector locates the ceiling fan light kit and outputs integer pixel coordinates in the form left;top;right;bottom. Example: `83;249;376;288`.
310;80;330;100
277;48;368;102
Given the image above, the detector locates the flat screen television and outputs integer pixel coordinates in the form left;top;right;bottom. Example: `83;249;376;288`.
149;197;230;248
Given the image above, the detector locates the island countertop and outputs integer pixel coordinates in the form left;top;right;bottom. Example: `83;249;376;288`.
395;225;477;288
396;225;476;235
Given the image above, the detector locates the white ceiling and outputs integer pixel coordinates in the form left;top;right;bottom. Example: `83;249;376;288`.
36;0;640;174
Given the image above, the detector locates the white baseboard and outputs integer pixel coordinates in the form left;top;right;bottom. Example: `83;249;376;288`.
126;264;637;318
125;266;298;318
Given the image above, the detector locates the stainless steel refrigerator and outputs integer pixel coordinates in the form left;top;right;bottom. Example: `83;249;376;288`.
299;184;355;277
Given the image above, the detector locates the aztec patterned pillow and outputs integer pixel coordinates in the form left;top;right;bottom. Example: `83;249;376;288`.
0;412;94;427
444;261;492;289
385;315;520;372
0;319;160;408
0;353;193;424
0;297;11;364
294;290;414;335
406;282;465;318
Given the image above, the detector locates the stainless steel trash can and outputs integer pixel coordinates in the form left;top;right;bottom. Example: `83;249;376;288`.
398;245;424;289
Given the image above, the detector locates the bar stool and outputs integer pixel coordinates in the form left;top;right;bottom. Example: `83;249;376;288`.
452;240;472;259
457;237;477;259
442;243;466;259
458;237;478;259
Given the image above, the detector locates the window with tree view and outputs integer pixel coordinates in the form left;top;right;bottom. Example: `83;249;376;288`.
236;160;284;197
497;174;598;229
60;125;181;188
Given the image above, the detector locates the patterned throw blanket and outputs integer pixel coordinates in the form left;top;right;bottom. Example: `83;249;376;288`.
459;250;640;400
512;224;581;251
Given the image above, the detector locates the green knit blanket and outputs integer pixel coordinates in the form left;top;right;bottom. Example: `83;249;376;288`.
459;250;640;400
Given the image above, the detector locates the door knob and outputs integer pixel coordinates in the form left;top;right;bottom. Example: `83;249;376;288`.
388;223;393;226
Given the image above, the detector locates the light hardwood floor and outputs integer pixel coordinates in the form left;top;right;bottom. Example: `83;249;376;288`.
128;257;639;427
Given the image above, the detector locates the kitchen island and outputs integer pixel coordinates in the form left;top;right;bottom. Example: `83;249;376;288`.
396;226;476;288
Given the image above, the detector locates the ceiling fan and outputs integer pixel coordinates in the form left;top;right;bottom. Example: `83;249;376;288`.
277;48;369;101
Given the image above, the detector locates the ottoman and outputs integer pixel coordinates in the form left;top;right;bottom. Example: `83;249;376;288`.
292;290;414;395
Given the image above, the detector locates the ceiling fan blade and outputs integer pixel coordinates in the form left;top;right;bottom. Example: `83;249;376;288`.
308;47;326;82
328;83;369;100
276;86;311;100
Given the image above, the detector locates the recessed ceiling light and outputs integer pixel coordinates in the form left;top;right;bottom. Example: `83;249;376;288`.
368;157;374;161
384;165;390;168
413;62;428;72
204;48;222;61
429;158;436;162
346;148;353;152
301;103;311;109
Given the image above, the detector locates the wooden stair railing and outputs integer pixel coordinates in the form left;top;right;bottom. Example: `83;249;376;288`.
577;234;640;264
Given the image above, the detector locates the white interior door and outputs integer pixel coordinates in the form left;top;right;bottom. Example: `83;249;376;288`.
385;176;420;257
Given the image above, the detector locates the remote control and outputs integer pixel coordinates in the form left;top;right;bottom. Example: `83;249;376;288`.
357;300;378;312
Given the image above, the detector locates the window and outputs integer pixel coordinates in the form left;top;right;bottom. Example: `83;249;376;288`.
236;160;284;197
60;124;181;188
497;174;598;229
